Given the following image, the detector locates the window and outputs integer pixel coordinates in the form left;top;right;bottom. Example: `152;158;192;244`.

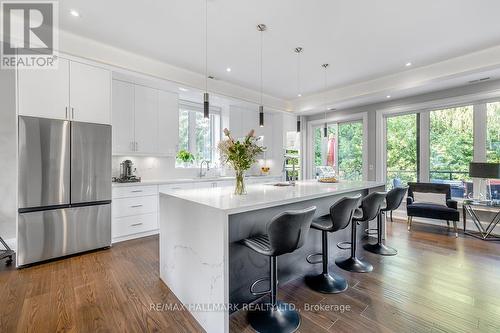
386;113;418;188
430;105;473;198
487;102;500;163
338;122;363;181
312;121;363;180
177;102;221;167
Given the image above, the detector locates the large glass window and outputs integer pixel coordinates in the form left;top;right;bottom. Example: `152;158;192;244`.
386;114;418;188
338;122;363;181
430;105;473;198
177;102;221;167
487;102;500;163
312;121;363;180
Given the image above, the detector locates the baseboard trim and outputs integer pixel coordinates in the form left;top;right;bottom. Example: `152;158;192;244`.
112;229;159;244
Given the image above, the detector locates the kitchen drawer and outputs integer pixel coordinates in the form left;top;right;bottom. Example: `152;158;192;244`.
158;183;194;192
112;185;158;199
112;195;157;218
112;213;158;238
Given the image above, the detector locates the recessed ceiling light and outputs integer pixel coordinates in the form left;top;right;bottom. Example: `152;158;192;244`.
226;67;231;72
405;62;412;67
178;87;188;92
70;10;80;17
297;94;302;97
386;95;391;99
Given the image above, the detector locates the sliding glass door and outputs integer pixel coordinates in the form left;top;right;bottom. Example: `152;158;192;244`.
312;121;363;180
386;113;418;188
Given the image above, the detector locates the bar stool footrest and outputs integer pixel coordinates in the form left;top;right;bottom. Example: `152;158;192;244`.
306;253;323;264
250;277;278;296
364;228;378;235
337;241;351;250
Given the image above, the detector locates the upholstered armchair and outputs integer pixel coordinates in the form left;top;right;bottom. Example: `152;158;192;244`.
406;182;460;237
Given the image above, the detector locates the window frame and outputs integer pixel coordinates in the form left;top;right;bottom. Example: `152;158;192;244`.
306;112;368;180
177;100;222;168
377;92;500;198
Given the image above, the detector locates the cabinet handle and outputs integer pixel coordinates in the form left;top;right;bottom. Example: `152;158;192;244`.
135;142;139;151
65;107;68;119
131;190;143;193
130;205;143;208
71;107;75;119
131;223;143;227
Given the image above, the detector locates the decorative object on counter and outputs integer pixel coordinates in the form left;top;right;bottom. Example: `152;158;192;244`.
218;128;266;195
318;177;338;183
176;150;195;167
260;166;270;176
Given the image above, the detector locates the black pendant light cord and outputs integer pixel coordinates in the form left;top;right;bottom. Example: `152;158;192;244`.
258;24;266;127
203;0;210;119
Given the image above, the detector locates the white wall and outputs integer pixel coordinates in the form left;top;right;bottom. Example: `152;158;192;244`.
0;61;17;244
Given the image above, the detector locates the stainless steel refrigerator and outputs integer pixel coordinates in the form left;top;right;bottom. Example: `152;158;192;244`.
17;116;112;266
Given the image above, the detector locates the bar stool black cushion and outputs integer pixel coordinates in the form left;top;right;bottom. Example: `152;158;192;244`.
336;192;386;273
305;196;361;294
241;206;317;333
363;187;407;256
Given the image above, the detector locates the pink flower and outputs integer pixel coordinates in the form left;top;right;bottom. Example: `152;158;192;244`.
223;128;230;137
247;129;255;138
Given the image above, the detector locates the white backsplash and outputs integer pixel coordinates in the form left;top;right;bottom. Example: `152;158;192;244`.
112;156;280;181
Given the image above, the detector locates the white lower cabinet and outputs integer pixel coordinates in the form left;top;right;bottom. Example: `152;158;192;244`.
112;185;159;243
112;177;281;242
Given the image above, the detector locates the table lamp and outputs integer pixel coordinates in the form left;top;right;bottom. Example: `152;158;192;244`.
469;162;500;202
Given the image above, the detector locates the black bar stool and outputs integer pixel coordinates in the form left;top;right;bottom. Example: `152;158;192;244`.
305;196;360;294
336;192;386;273
363;187;407;256
241;206;316;333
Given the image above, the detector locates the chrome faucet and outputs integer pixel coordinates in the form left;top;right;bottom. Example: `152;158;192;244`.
199;160;210;177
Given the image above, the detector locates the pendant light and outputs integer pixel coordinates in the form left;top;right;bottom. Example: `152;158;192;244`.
295;47;303;132
203;0;210;118
257;24;266;127
322;63;329;137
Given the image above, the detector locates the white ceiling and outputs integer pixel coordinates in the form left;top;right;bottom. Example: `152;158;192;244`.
60;0;500;101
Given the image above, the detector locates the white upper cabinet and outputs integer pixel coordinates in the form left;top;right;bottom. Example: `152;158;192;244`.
17;57;111;125
112;80;135;154
111;78;179;156
70;61;111;124
158;90;179;156
134;85;159;154
18;58;70;120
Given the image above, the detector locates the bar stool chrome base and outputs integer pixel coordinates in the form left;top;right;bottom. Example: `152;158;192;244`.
363;243;397;256
335;256;373;273
248;301;300;333
305;272;348;294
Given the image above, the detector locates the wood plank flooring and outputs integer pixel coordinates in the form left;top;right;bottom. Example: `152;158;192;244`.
1;220;500;333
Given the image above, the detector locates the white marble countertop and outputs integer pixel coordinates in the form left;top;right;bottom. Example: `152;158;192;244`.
112;174;282;187
160;180;386;214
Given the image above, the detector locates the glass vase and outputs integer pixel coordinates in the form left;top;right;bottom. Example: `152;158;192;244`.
234;170;247;195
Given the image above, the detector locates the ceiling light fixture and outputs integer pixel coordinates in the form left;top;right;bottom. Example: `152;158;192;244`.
203;0;210;119
386;95;391;99
322;63;329;137
297;116;301;133
405;62;412;67
295;47;303;98
257;24;267;128
70;10;80;17
226;67;231;72
178;87;188;92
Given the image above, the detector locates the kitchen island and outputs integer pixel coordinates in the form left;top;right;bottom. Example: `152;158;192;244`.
159;180;385;333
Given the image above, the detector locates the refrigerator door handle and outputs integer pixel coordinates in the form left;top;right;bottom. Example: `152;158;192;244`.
71;107;75;119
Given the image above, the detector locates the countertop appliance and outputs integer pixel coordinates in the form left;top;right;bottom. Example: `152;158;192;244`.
113;159;141;183
17;116;112;266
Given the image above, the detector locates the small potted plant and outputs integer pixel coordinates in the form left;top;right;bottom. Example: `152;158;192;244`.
176;149;194;167
218;128;265;195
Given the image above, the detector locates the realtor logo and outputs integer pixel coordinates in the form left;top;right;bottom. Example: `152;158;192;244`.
1;1;58;69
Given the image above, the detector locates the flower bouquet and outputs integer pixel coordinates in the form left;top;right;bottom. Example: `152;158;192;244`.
218;128;265;195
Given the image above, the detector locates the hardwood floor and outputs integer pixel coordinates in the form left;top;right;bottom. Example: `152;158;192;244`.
1;220;500;333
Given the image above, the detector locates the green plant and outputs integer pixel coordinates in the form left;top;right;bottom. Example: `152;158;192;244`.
218;128;266;194
177;150;194;163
